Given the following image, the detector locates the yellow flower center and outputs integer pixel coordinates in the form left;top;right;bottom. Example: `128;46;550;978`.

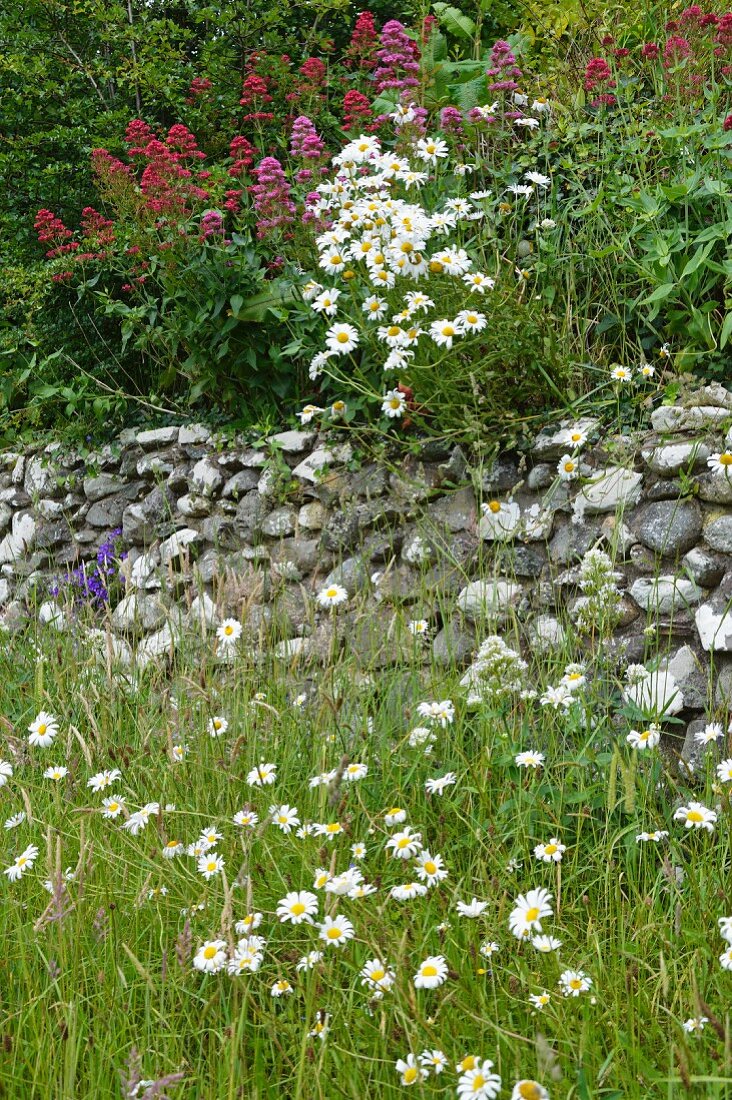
224;625;233;636
424;861;437;875
403;1067;418;1084
291;902;306;916
563;461;575;472
326;927;343;939
38;724;47;735
166;841;179;849
108;803;118;812
460;1057;476;1072
472;1077;486;1091
206;861;217;872
720;453;732;466
330;255;342;265
277;815;289;824
525;906;540;922
388;808;402;816
421;964;438;977
17;857;26;867
389;398;401;409
518;1084;542;1100
203;946;217;960
441;325;455;337
487;500;501;514
686;810;703;822
325;824;340;833
397;837;410;849
336;332;349;344
387;325;401;337
569;978;583;990
368;302;380;311
544;844;557;855
429;260;444;273
343;270;355;280
370;968;385;982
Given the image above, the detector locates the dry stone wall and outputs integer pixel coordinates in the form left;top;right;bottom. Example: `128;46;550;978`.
2;383;732;744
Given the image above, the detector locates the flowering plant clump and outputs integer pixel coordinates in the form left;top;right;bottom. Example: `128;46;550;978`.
50;529;127;608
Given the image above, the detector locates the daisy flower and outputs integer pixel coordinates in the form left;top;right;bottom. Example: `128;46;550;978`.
531;935;562;953
509;888;553;939
43;765;67;781
344;762;368;781
694;722;724;745
362;295;387;320
318;914;355;948
87;768;121;792
361;958;395;991
276;890;318;925
4;812;25;830
381;389;407;418
557;454;579;481
414;851;448;886
408;618;430;637
718;916;732;942
673;801;717;832
534;838;566;863
707;452;732;474
193;940;227;973
413;955;448;989
456;898;488;918
271;979;293;997
529;992;551;1011
716;758;732;782
560;426;588;448
197;852;225;879
216;619;242;647
463;272;495;293
316;583;348;609
311;288;340;316
611;365;632;383
208;716;228;738
246;762;277;787
558;969;592;997
386;827;422;859
457;1059;501;1099
511;1083;549;1099
721;945;732;970
429;318;459;349
28;711;58;748
233;809;259;827
425;772;457;795
480;941;500;958
325;322;359;355
627;724;661;750
515;751;545;769
0;761;13;786
419;1049;449;1074
395;1054;428;1086
101;796;124;819
384;807;407;826
683;1017;708;1034
636;830;669;843
415;136;449;163
296;950;324;972
269;804;300;833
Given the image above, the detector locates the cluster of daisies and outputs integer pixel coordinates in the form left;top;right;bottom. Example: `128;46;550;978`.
299;132;553;420
394;1051;550;1099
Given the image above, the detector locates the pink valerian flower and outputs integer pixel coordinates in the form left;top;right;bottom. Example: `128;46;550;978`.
250;157;295;238
199;210;228;243
640;42;660;59
290;116;326;161
716;13;732;47
421;13;439;42
486;39;523;92
373;19;421;93
345;10;378;70
223;189;242;214
187;76;212;103
584;57;614;90
342;90;373;131
80;207;114;247
228;135;255;178
298;57;327;91
166;124;206;159
663;34;692;66
439;106;464;135
724;113;732;131
125;119;154;155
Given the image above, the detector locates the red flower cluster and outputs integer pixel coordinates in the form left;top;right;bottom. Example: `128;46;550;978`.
342;90;372;131
229;135;256;177
345;11;378;70
584;57;616;106
34;209;78;259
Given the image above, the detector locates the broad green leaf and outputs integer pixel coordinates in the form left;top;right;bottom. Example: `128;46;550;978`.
720;311;732;349
432;2;476;38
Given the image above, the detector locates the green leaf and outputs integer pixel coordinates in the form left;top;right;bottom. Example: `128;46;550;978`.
720;311;732;350
432;2;476;38
230;294;244;317
679;239;715;280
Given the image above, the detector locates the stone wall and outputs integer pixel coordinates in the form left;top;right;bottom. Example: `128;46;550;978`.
2;383;732;737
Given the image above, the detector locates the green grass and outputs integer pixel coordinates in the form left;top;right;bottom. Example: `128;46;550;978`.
0;579;730;1100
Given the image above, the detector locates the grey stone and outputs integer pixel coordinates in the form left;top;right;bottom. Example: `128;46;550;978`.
527;464;554;490
666;645;708;710
178;424;210;445
322;509;362;552
298;502;327;531
629;498;702;556
623;667;684;717
261;507;296;538
86;628;132;666
34;499;64;520
456;579;522;622
684;383;732;410
160;528;200;564
267;429;316;454
222;470;260;499
528;614;566;650
426;487;476;532
0;513;36;565
111;593;167;634
190;458;225;497
715;659;732;707
188;592;219;629
682;546;726;588
651;405;730;432
34;520;72;550
136;452;176;478
645;477;686;502
83;474;126;502
704;516;732;554
177;493;211;518
0;503;12;534
548;518;600;564
136;426;180;447
324;557;369;596
122;486;176;544
432;619;476;666
137;620;181;664
234;493;268;537
630;575;702;614
24;454;57;498
697;472;732;504
531;418;598;460
87;496;127;528
644;441;711;476
577;467;643;515
291;444;352;483
695;575;732;651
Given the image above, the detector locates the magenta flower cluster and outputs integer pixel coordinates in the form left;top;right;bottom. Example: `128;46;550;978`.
289;116;326;160
373;19;420;94
486;39;523;92
250;157;295;238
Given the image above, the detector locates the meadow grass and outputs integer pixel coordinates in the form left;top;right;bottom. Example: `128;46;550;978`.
0;566;730;1100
